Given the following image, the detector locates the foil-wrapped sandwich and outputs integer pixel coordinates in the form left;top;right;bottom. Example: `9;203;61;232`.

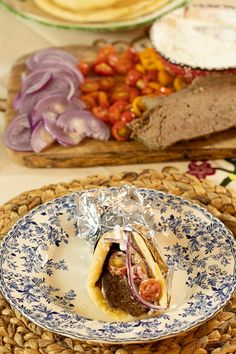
87;228;168;321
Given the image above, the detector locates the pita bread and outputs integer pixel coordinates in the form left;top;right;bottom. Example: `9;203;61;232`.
87;231;168;321
34;0;170;23
52;0;120;11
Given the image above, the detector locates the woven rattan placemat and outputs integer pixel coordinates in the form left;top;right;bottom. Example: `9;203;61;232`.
0;168;236;354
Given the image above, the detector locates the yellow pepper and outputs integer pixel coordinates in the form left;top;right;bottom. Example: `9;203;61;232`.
158;70;174;86
156;58;165;71
148;82;162;90
135;63;146;74
132;96;146;116
173;76;186;91
138;48;159;70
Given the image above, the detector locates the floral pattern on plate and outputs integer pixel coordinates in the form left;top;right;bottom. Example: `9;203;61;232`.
0;187;235;343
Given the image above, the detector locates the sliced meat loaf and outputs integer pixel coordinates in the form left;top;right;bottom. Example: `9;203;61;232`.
129;74;236;150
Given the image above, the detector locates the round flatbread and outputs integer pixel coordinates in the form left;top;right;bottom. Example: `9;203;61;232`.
52;0;120;11
33;0;170;23
87;231;168;321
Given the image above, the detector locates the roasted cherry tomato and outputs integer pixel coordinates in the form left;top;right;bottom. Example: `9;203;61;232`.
78;60;90;76
112;91;130;101
121;47;139;63
107;53;119;67
98;77;115;90
129;87;140;102
98;91;109;108
139;279;161;302
80;80;100;93
142;87;155;95
94;45;116;64
109;100;127;124
132;263;149;285
111;84;130;102
92;107;110;122
108;251;127;276
146;69;158;81
80;94;97;109
120;110;135;123
94;62;114;76
114;58;134;75
125;69;142;86
112;120;131;141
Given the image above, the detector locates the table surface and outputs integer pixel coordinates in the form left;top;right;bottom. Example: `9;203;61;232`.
0;0;236;205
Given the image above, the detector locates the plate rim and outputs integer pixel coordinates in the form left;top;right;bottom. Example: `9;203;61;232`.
0;187;236;344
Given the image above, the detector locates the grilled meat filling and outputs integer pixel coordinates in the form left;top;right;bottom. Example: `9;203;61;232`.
101;269;148;316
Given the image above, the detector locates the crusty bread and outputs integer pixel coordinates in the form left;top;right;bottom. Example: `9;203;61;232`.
130;74;236;150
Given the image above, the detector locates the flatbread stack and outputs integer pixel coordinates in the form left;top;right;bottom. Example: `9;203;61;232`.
33;0;170;23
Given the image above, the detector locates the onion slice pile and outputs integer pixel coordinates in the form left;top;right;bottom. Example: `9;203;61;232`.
126;231;166;311
4;48;111;152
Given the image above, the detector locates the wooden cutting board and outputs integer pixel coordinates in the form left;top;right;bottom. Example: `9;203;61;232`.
5;45;236;168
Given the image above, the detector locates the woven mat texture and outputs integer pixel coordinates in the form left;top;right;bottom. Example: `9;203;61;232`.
0;168;236;354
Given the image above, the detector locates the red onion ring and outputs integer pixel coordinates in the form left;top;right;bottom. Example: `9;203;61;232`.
35;61;82;85
57;110;111;141
43;113;87;146
31;94;82;128
22;71;52;95
3;114;32;151
26;49;77;70
31;120;54;153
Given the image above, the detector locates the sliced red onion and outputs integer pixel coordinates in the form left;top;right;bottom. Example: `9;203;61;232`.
87;115;111;141
31;120;54;153
26;49;77;70
126;232;166;311
56;110;110;141
32;94;81;127
43;113;86;146
71;96;86;110
39;59;84;84
23;71;52;95
22;67;79;94
21;77;79;118
35;62;82;85
3;114;32;151
20;90;49;116
66;77;76;100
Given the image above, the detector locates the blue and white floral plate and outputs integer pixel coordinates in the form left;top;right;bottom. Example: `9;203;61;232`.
0;188;236;344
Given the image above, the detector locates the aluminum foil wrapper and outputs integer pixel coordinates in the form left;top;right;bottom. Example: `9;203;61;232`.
74;185;173;306
74;185;159;246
